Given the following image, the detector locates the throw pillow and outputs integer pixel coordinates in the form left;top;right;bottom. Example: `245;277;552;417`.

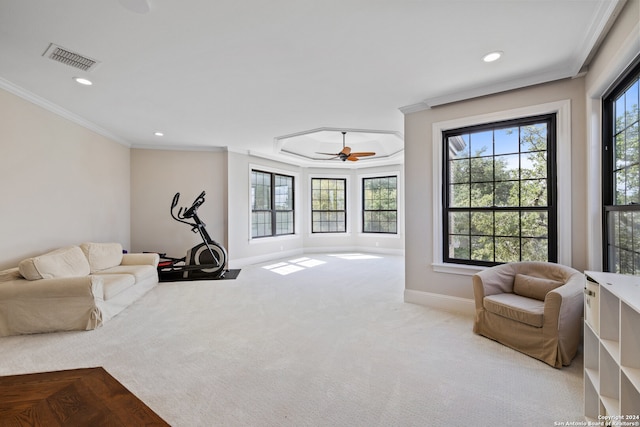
18;246;91;280
80;242;123;273
513;273;564;301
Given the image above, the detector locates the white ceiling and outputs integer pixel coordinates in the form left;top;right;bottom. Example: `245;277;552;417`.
0;0;625;166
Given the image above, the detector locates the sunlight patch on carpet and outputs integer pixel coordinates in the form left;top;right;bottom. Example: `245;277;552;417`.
262;257;326;275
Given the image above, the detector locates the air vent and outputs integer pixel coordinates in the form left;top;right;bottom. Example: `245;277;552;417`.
42;43;100;72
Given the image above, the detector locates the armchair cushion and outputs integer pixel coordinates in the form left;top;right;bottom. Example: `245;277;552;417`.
513;273;563;301
484;293;545;327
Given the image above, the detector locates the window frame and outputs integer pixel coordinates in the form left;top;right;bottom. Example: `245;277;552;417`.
431;100;572;276
310;177;347;233
442;114;557;267
362;175;398;234
602;56;640;273
250;168;295;239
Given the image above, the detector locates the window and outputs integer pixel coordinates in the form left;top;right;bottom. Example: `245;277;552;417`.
311;178;346;233
251;170;294;238
363;176;397;233
443;114;557;266
603;58;640;274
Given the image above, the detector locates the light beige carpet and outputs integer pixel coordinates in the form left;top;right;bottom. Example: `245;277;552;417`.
0;253;583;426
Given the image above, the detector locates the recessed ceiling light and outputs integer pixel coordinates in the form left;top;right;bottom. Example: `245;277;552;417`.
154;132;164;137
73;77;93;86
482;51;503;63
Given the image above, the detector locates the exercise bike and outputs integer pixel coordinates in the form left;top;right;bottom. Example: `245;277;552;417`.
157;191;228;281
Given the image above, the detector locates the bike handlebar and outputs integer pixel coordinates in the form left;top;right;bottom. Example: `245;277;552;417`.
171;192;180;210
182;191;205;218
170;191;206;221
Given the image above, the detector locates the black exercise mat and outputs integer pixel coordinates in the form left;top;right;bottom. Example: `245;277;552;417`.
159;269;241;282
220;269;241;280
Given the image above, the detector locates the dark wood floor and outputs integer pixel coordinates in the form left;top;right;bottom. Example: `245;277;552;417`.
0;367;169;426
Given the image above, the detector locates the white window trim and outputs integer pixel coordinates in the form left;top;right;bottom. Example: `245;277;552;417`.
308;173;351;236
248;163;300;242
432;100;572;275
358;170;402;237
585;23;639;271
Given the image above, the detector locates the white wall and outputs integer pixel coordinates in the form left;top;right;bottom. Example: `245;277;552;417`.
226;152;405;267
0;88;131;270
403;77;587;308
584;0;640;271
402;0;639;312
302;164;405;254
129;148;228;258
227;151;304;266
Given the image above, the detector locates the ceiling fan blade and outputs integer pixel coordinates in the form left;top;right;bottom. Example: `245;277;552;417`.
350;152;376;157
341;146;351;156
118;0;151;13
316;152;340;156
346;156;359;162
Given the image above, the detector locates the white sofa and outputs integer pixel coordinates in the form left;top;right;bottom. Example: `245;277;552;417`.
0;243;159;336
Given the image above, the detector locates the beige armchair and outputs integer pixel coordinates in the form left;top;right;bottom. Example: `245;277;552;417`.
472;261;585;368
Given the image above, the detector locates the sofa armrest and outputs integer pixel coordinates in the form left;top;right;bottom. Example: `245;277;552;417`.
121;253;159;268
0;275;105;336
0;275;103;300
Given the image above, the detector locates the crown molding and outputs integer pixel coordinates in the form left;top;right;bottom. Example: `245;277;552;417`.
131;143;227;152
575;0;629;71
274;126;403;143
0;77;131;147
406;0;626;110
423;66;576;108
398;102;430;114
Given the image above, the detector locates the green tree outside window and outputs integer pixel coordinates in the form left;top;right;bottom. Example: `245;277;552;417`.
444;115;556;266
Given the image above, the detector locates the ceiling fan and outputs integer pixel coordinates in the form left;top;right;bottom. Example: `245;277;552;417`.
316;132;376;162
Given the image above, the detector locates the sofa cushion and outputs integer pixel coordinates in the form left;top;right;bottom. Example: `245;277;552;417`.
513;273;563;301
18;246;90;280
484;293;545;327
0;268;22;283
99;274;136;300
80;242;123;273
94;265;157;282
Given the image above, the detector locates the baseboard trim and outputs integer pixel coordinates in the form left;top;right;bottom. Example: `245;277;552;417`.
304;246;404;256
404;289;475;316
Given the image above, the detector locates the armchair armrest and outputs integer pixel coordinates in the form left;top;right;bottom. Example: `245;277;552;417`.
544;273;585;328
121;253;159;267
473;263;516;296
472;264;517;312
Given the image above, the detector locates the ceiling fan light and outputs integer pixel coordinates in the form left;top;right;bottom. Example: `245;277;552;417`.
73;77;93;86
482;51;503;63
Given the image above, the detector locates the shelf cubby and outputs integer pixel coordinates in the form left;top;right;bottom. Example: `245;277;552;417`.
621;372;640;417
600;343;620;402
599;286;620;347
584;271;640;420
584;376;600;421
621;302;640;371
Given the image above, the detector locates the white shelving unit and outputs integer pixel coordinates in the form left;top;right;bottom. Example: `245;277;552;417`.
584;271;640;421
